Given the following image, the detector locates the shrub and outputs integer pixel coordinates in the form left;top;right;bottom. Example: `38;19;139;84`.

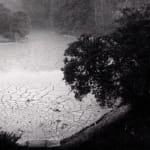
0;131;21;150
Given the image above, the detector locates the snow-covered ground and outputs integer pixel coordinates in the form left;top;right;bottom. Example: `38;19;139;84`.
0;30;108;145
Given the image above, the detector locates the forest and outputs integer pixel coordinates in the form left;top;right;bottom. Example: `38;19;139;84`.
21;0;148;35
0;0;148;37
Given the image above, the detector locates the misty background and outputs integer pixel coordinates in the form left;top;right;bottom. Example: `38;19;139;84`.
1;0;148;36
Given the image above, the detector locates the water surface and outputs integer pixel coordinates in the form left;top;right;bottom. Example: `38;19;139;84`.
0;30;107;145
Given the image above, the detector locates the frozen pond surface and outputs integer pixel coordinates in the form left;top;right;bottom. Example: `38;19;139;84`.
0;30;75;71
0;30;108;145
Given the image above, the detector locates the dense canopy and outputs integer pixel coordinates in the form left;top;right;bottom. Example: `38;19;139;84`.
62;4;150;108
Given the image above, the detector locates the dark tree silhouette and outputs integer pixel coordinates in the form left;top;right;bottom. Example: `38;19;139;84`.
62;4;150;109
0;131;20;150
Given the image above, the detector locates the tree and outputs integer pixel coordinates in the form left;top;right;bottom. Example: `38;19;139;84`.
22;0;51;28
52;0;96;34
10;11;30;41
0;4;11;35
62;4;150;109
0;3;30;41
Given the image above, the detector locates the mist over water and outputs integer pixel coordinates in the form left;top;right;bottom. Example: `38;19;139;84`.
0;30;75;72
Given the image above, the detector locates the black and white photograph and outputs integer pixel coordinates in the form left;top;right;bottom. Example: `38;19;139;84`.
0;0;149;150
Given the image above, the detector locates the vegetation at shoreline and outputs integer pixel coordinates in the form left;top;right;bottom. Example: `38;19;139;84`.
0;131;21;150
0;3;30;41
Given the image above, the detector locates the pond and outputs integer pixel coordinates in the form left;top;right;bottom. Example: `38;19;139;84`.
0;30;108;145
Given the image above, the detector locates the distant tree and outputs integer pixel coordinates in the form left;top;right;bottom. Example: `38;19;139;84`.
10;11;30;41
62;4;150;109
22;0;51;28
53;0;95;34
0;4;11;35
0;3;30;41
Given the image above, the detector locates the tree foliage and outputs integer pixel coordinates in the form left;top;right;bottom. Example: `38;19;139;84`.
62;4;150;108
0;131;20;150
